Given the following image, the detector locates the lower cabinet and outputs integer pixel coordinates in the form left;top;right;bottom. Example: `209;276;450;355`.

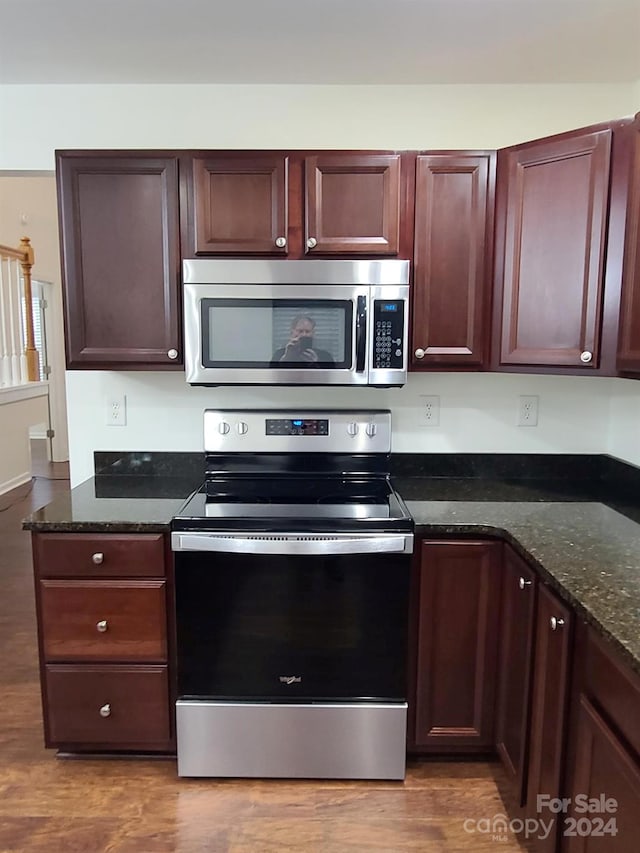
525;584;574;852
32;532;174;753
413;539;502;750
495;546;538;805
561;625;640;852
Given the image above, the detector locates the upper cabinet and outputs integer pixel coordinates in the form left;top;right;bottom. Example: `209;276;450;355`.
493;128;613;370
617;115;640;374
304;154;401;255
411;152;495;368
185;151;405;259
57;153;182;369
188;154;289;256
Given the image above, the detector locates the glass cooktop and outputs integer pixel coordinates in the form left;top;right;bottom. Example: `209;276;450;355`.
172;476;413;533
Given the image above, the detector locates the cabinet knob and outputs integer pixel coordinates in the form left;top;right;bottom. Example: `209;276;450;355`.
580;351;592;363
519;576;532;590
99;703;111;718
414;348;426;359
550;616;565;631
167;348;179;360
275;236;287;248
96;620;108;633
306;237;317;250
91;552;104;565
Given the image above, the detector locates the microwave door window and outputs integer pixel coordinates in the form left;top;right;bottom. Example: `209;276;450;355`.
201;299;353;369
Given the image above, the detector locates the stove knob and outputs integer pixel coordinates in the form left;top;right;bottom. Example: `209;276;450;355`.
236;421;248;435
347;422;359;436
365;423;377;438
218;421;230;435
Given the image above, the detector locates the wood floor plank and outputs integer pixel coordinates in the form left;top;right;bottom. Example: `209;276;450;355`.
0;448;528;851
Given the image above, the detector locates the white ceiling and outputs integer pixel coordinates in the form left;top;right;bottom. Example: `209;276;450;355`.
1;0;639;85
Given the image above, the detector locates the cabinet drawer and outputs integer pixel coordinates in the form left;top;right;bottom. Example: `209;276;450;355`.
40;580;167;661
45;664;170;748
34;533;165;578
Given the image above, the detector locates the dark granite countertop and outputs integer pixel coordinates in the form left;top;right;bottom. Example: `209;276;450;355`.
22;451;640;676
404;497;640;676
23;475;197;532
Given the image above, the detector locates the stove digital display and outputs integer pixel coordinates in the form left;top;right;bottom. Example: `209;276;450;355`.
266;418;329;436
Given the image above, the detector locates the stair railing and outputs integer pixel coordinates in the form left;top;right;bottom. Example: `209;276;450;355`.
0;237;38;385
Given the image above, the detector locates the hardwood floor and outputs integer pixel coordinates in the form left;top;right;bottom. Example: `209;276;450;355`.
0;450;530;852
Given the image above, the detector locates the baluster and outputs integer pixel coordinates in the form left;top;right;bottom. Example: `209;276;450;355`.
14;259;27;383
0;258;10;386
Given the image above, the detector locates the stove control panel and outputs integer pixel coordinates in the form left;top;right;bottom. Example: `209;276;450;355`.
266;418;329;436
204;409;392;454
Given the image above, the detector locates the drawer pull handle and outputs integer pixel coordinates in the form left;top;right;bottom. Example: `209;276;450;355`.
96;620;108;633
99;704;111;718
550;616;565;631
518;577;532;590
91;552;104;565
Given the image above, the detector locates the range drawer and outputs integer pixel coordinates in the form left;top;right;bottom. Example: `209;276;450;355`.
40;580;167;661
34;533;165;578
45;664;170;747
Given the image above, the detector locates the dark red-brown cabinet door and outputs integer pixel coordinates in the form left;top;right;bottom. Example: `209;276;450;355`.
618;116;640;373
526;584;573;853
563;696;640;852
414;540;502;750
495;547;537;806
190;155;288;255
496;130;612;368
57;154;181;368
304;154;401;255
412;152;495;368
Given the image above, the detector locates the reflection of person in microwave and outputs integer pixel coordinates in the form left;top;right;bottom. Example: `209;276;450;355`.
272;315;334;364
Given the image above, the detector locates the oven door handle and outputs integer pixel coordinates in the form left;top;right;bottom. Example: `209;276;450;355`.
172;533;412;555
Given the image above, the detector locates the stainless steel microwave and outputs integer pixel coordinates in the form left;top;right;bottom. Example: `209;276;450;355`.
183;260;410;386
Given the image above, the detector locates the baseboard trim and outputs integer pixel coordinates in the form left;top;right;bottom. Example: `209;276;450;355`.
0;471;32;497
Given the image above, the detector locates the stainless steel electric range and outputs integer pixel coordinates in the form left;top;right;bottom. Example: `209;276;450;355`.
171;409;414;780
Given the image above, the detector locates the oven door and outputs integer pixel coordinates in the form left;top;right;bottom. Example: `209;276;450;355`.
172;531;412;702
183;283;368;385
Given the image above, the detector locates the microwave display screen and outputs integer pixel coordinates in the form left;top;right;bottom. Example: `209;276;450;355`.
202;299;353;369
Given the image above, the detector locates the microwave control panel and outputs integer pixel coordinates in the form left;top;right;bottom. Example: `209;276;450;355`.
373;301;405;369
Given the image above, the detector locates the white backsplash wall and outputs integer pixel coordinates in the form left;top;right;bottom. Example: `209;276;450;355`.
608;378;640;468
66;370;613;486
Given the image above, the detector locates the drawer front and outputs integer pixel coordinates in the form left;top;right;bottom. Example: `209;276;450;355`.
45;664;170;747
40;580;167;661
34;533;165;578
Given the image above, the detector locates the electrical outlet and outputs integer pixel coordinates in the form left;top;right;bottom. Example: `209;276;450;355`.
419;395;440;427
106;394;127;426
518;395;539;427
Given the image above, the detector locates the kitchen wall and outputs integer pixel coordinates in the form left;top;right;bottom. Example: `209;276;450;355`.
66;370;616;486
0;83;637;169
609;378;640;468
1;81;639;485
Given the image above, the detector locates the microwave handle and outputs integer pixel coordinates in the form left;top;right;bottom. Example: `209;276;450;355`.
355;295;367;373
